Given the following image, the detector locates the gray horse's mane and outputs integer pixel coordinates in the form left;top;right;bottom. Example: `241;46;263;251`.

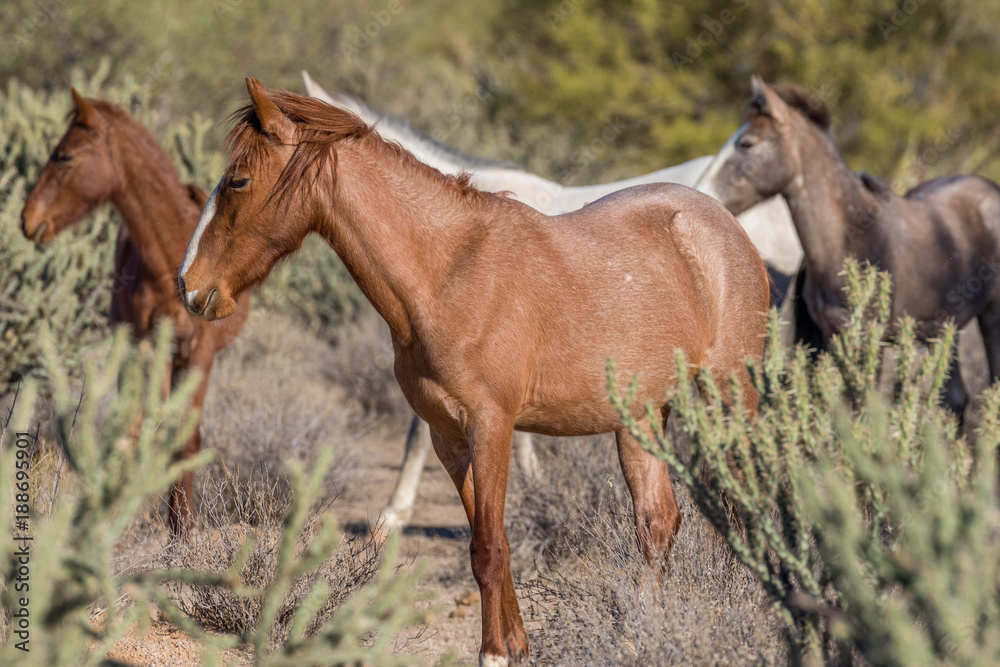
858;172;894;199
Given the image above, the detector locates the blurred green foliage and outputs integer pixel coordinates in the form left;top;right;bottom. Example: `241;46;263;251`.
2;0;997;189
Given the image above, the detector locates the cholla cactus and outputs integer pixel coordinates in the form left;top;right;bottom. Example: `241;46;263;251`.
609;259;996;664
0;324;425;666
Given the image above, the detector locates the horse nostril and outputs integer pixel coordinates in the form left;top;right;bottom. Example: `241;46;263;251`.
27;220;50;244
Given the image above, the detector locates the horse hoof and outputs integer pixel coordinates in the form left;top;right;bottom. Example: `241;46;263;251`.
479;653;508;667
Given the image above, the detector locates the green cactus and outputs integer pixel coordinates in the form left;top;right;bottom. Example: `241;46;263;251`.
609;259;998;664
0;323;425;665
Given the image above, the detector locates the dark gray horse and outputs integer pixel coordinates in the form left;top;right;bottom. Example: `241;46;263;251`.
696;76;1000;415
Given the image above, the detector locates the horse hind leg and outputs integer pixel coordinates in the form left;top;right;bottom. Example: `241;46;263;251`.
615;415;682;577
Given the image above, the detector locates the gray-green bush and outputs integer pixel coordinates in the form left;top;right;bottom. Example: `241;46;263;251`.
609;259;1000;665
0;323;425;665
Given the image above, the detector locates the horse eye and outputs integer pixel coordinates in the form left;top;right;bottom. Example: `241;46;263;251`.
229;175;250;190
54;151;74;164
737;135;758;150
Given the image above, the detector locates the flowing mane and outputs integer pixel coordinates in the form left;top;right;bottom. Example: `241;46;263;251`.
225;89;494;205
748;82;833;133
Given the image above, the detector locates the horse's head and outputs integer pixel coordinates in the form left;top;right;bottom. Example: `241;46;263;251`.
696;76;832;216
21;88;117;244
178;78;318;321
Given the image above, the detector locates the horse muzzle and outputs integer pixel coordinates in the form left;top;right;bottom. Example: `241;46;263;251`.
178;278;234;321
20;211;53;245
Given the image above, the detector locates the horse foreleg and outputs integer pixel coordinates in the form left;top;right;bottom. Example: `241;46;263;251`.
167;347;214;538
432;421;528;665
377;415;432;537
616;418;681;577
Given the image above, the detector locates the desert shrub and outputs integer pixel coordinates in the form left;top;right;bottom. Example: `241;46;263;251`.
323;310;414;432
0;323;425;666
505;434;628;566
609;259;1000;664
519;482;786;666
163;470;384;652
197;311;362;517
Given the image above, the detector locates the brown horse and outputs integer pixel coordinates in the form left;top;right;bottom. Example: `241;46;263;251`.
696;76;1000;416
20;89;250;536
178;79;769;664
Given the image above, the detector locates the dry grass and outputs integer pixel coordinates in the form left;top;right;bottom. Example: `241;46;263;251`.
196;311;364;519
323;310;414;433
506;427;786;666
160;470;384;652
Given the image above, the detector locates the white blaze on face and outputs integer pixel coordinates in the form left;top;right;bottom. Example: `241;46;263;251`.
180;180;221;281
694;122;746;203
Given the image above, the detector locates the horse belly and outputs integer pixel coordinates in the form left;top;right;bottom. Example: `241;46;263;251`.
514;327;699;437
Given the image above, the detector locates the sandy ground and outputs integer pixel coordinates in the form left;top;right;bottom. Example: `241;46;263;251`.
105;430;483;666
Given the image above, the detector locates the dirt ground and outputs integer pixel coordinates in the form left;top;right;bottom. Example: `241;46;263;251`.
105;429;484;666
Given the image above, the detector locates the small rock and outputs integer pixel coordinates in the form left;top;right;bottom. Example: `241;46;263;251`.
454;590;480;606
449;606;470;619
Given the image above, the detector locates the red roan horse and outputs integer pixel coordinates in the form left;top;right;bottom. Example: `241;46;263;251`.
178;79;769;664
21;89;250;536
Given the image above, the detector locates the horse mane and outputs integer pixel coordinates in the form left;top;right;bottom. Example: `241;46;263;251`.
226;89;503;207
370;110;524;172
858;172;893;199
766;83;833;133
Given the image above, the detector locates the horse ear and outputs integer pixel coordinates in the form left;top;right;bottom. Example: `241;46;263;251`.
70;87;99;129
749;75;770;115
245;77;295;142
748;75;790;124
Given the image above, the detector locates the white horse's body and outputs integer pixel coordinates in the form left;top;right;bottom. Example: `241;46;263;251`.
302;71;801;275
301;71;802;536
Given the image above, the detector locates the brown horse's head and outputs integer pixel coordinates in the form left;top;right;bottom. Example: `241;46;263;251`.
21;88;119;244
696;76;833;216
176;80;292;322
179;78;362;320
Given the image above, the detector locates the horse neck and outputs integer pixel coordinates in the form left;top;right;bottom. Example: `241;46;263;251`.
780;127;885;287
104;115;197;287
316;137;507;343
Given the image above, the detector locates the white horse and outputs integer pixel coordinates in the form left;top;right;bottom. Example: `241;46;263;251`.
301;71;801;535
302;71;801;274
